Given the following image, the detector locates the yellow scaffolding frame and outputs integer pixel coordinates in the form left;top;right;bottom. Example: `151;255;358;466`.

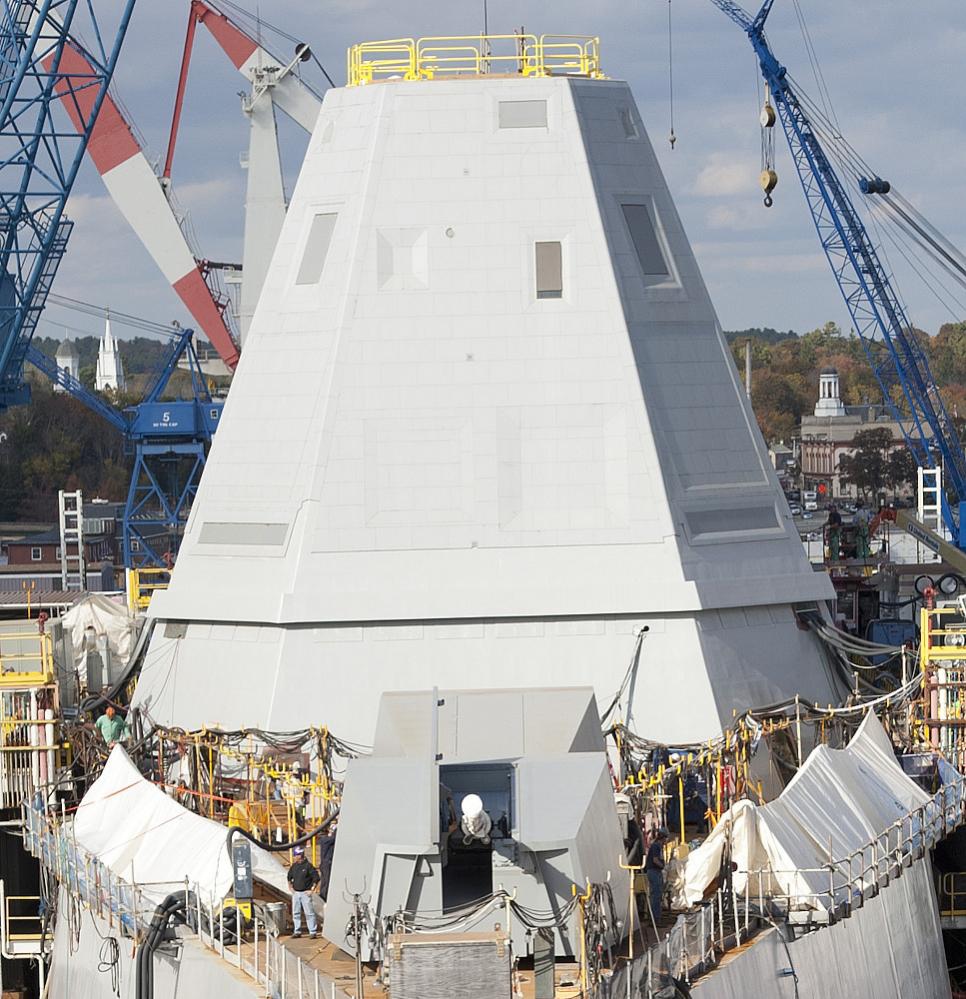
126;567;170;613
0;631;53;687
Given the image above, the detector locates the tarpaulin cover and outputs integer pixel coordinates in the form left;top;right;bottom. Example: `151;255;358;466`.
683;712;931;909
72;746;289;906
61;594;137;685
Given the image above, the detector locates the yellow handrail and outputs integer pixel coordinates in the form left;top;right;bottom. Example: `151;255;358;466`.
0;632;53;686
347;33;603;87
127;567;170;613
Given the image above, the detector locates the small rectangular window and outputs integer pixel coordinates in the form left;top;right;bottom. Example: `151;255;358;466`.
55;547;61;560
499;100;547;129
621;203;670;281
130;540;140;552
535;241;563;299
619;107;639;139
296;212;337;286
31;547;42;561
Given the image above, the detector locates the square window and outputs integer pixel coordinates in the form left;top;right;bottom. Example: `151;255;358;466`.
498;100;547;129
535;241;563;299
30;547;42;561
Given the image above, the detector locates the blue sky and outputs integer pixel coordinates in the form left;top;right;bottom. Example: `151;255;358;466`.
44;0;966;344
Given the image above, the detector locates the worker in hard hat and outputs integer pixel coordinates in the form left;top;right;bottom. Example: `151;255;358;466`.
644;828;669;928
287;846;320;939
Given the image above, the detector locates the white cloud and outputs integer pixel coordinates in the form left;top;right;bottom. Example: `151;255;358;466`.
693;153;756;198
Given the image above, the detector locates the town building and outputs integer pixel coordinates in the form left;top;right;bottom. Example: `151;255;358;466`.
799;368;904;499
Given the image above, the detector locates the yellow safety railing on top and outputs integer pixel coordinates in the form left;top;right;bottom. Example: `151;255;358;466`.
126;567;170;613
0;631;53;687
347;33;603;87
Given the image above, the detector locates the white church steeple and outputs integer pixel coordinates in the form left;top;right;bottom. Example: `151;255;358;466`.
94;312;125;392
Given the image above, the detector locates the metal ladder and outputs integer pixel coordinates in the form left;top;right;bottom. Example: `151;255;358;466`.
58;489;85;591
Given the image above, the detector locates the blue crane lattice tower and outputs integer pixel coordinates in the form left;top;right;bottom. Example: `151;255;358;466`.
28;328;222;570
0;0;136;409
708;0;966;546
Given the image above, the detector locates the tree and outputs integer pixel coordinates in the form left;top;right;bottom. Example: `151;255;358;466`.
838;427;894;500
886;447;917;493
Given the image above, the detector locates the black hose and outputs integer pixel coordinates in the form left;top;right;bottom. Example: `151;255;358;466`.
226;809;339;857
135;894;186;999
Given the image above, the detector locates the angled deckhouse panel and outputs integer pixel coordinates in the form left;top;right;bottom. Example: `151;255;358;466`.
134;63;840;744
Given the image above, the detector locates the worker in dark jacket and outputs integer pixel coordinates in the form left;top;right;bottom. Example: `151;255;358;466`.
287;846;320;938
317;827;337;902
644;828;669;927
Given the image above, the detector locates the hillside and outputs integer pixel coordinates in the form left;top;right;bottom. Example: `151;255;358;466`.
726;321;966;444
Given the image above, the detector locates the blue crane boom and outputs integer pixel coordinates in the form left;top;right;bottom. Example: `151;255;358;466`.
0;0;136;409
707;0;966;546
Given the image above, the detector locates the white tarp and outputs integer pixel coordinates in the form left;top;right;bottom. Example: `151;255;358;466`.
73;746;289;907
61;594;137;685
684;712;931;909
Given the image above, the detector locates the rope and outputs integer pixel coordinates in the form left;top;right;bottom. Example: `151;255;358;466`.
666;0;676;148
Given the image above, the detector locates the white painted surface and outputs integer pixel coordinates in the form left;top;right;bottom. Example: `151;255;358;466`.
238;95;287;344
47;886;262;999
239;48;322;132
136;75;841;745
691;857;950;999
100;153;197;283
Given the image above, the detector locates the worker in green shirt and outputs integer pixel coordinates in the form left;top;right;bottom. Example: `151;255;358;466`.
95;704;128;746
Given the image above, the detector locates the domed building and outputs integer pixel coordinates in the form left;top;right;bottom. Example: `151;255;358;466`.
53;336;79;390
800;367;903;500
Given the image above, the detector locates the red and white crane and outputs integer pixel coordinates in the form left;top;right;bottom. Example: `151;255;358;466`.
46;0;324;366
165;1;323;343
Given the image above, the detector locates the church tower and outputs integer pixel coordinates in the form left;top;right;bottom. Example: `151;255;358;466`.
134;35;841;745
94;314;125;392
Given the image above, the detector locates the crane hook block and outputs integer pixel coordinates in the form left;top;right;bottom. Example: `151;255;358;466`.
760;169;778;195
760;102;776;128
859;176;891;196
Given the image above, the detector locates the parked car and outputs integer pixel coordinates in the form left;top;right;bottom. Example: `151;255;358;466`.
789;503;803;516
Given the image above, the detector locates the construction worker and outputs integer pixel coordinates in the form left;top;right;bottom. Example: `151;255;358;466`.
827;505;842;561
95;704;128;746
854;499;872;557
287;846;320;939
644;828;669;928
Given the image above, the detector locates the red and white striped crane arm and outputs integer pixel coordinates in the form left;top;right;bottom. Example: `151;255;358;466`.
35;7;240;369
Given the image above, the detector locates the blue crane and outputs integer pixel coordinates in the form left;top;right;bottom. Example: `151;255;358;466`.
26;329;222;568
0;0;136;409
707;0;966;547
